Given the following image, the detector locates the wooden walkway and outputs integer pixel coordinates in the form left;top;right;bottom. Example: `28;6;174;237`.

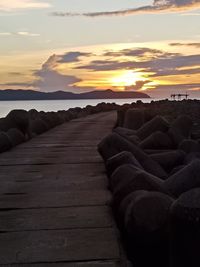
0;111;128;266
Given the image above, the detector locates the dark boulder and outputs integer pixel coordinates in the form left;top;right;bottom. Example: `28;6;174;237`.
6;109;29;136
106;151;143;177
168;115;193;147
124;190;173;267
123;108;145;130
111;164;165;208
115;108;128;127
137;115;169;140
179;139;200;153
0;131;12;152
140;131;173;150
98;133;167;179
170;188;200;267
150;150;186;173
164;159;200;197
30;118;49;135
7;128;25;146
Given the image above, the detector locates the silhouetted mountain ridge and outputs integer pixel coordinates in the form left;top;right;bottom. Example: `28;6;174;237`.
0;89;150;101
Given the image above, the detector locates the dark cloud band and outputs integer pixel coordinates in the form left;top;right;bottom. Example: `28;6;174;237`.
51;0;200;18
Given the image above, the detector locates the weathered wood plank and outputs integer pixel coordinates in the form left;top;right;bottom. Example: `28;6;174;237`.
0;206;113;232
0;190;111;209
6;261;121;267
0;175;108;194
0;228;120;264
0;163;104;176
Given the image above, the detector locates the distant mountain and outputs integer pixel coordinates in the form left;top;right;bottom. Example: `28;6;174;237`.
0;89;150;101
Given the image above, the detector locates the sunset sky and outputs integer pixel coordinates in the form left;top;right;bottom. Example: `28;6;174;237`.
0;0;200;98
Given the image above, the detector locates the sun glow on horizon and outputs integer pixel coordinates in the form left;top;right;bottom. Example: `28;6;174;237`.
110;71;143;88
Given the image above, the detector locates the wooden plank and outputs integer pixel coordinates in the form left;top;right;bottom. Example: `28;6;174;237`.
0;206;113;232
0;190;111;209
0;176;108;194
6;261;121;267
0;228;120;264
0;163;104;176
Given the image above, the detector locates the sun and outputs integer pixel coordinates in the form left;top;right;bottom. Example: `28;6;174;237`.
110;71;142;88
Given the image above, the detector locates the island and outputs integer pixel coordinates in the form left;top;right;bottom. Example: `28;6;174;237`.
0;89;150;101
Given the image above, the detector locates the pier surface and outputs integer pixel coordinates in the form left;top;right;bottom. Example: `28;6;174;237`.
0;111;128;266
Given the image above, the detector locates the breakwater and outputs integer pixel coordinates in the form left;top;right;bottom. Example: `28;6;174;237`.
98;99;200;267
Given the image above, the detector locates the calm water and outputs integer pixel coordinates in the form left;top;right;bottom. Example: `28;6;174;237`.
0;98;158;118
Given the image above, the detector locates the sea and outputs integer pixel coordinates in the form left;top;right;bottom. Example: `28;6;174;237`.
0;98;160;118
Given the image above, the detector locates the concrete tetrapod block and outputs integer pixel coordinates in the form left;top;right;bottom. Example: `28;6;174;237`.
116;108;128;127
113;127;140;145
98;133;167;179
123;108;145;130
113;127;136;137
179;139;200;153
0;131;12;153
7;128;25;146
30;118;50;135
117;190;147;230
168;115;193;147
184;152;200;164
111;164;165;209
170;188;200;267
164;159;200;197
124;190;173;267
137;115;169;140
150;150;186;173
140;131;173;150
106;151;143;178
6;109;29;136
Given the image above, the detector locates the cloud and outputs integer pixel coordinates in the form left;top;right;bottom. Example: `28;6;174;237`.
0;0;51;12
103;47;179;59
51;0;200;18
33;55;81;92
169;42;200;48
124;80;151;91
0;31;40;37
58;52;92;63
76;47;200;77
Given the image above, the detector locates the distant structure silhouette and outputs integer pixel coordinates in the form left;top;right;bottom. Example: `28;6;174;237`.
171;93;189;100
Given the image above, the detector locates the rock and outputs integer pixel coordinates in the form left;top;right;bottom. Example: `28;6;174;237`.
0;131;12;152
170;188;200;267
98;133;167;179
98;133;122;162
106;151;143;177
164;159;200;197
179;139;200;153
150;150;186;173
113;127;140;145
0;118;13;132
123;108;145;130
140;131;173;150
124;190;173;267
168;115;193;146
113;127;137;137
7;128;25;146
6;109;29;136
28;109;38;120
111;164;165;208
184;152;200;164
169;165;185;176
30;118;49;135
137;116;169;140
115;108;128;127
117;190;147;230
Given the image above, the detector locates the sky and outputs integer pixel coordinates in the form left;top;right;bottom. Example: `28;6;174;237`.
0;0;200;98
